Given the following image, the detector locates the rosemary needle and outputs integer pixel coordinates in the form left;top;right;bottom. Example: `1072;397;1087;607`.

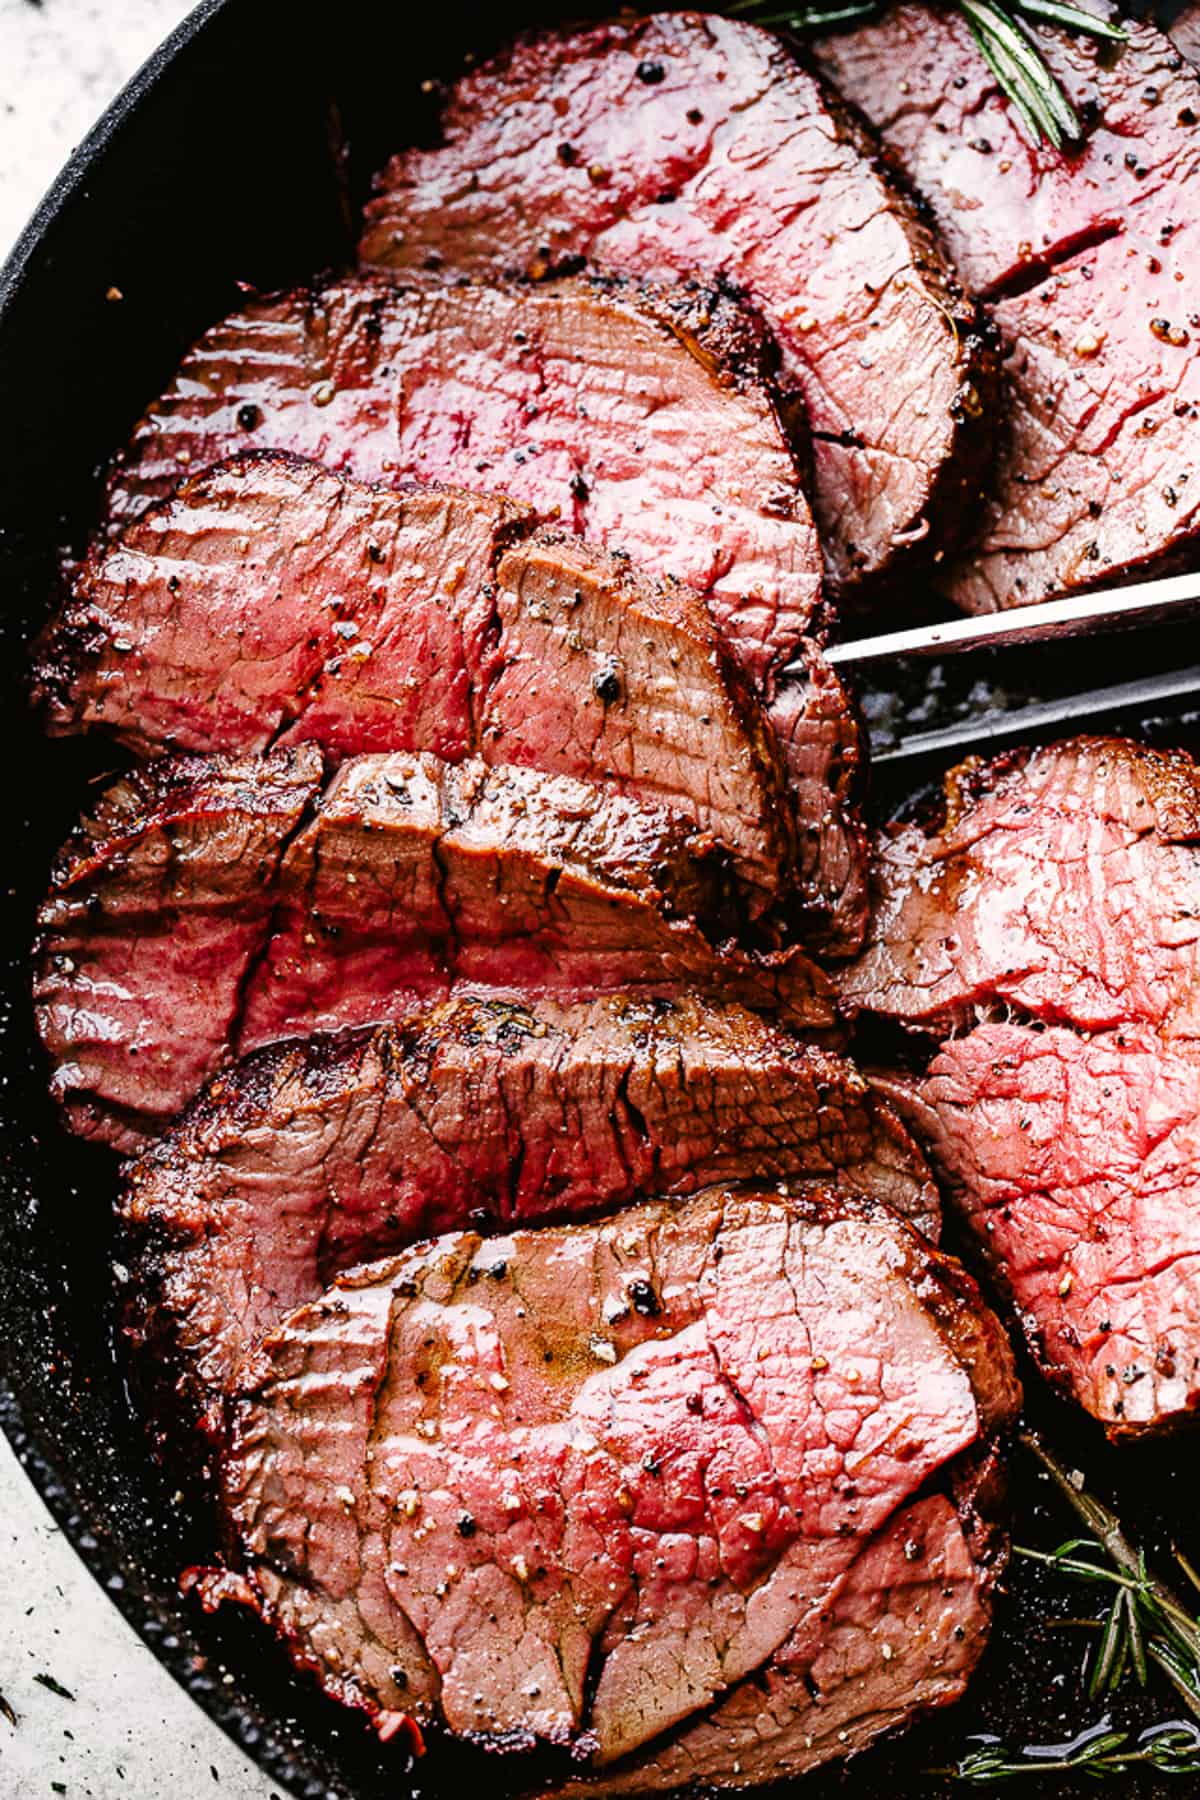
1017;1433;1200;1721
935;1722;1200;1783
1014;0;1128;39
727;0;1127;147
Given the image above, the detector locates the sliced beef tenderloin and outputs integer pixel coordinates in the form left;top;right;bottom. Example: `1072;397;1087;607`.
97;275;865;954
38;751;835;1148
123;992;939;1428
359;12;998;595
771;643;868;956
553;1493;991;1795
882;1021;1200;1436
35;453;793;917
103;276;824;693
843;736;1200;1434
33;748;322;1154
199;1189;1017;1761
238;752;830;1053
839;736;1200;1035
812;3;1200;611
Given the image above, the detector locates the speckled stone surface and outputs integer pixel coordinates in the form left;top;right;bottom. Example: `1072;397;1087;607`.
1;3;276;1794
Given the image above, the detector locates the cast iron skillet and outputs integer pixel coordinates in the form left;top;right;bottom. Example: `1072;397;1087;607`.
2;3;1200;1794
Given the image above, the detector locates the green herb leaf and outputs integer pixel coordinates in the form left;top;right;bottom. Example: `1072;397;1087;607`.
1012;0;1127;41
933;1719;1200;1783
726;0;1126;148
32;1674;74;1703
1018;1433;1200;1728
1088;1592;1126;1698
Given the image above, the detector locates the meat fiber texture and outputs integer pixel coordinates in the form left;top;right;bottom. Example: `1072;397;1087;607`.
552;1493;989;1793
358;11;998;597
126;993;942;1425
98;275;866;954
841;736;1200;1434
104;277;822;694
34;452;796;921
203;1189;1017;1771
36;749;837;1150
123;990;939;1430
32;748;323;1149
813;2;1200;612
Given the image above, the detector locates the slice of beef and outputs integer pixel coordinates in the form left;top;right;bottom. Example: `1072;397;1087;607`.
843;736;1200;1433
553;1493;990;1794
35;453;792;913
201;1189;1017;1761
358;12;998;595
771;643;868;957
238;752;831;1053
38;750;835;1148
33;748;322;1154
123;991;939;1427
883;1021;1200;1436
96;275;865;954
839;736;1200;1035
812;3;1200;611
103;276;824;695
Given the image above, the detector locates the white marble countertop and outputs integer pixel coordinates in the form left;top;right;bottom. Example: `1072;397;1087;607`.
1;4;276;1795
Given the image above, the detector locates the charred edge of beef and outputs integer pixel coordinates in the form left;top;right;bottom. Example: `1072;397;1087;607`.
804;63;1002;600
32;746;324;1152
774;641;871;959
119;989;940;1443
35;745;839;1150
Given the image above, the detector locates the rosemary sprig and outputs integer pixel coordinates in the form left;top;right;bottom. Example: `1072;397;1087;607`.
931;1436;1200;1783
725;0;1127;147
936;1721;1200;1783
1019;1432;1200;1721
960;0;1081;148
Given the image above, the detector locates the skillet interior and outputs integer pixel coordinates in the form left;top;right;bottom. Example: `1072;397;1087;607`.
2;1;1200;1793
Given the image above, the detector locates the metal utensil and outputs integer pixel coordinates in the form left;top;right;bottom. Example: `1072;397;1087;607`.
873;664;1200;763
811;568;1200;671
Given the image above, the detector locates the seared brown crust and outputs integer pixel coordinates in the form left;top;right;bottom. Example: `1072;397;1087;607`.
33;746;323;1152
811;68;1002;594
